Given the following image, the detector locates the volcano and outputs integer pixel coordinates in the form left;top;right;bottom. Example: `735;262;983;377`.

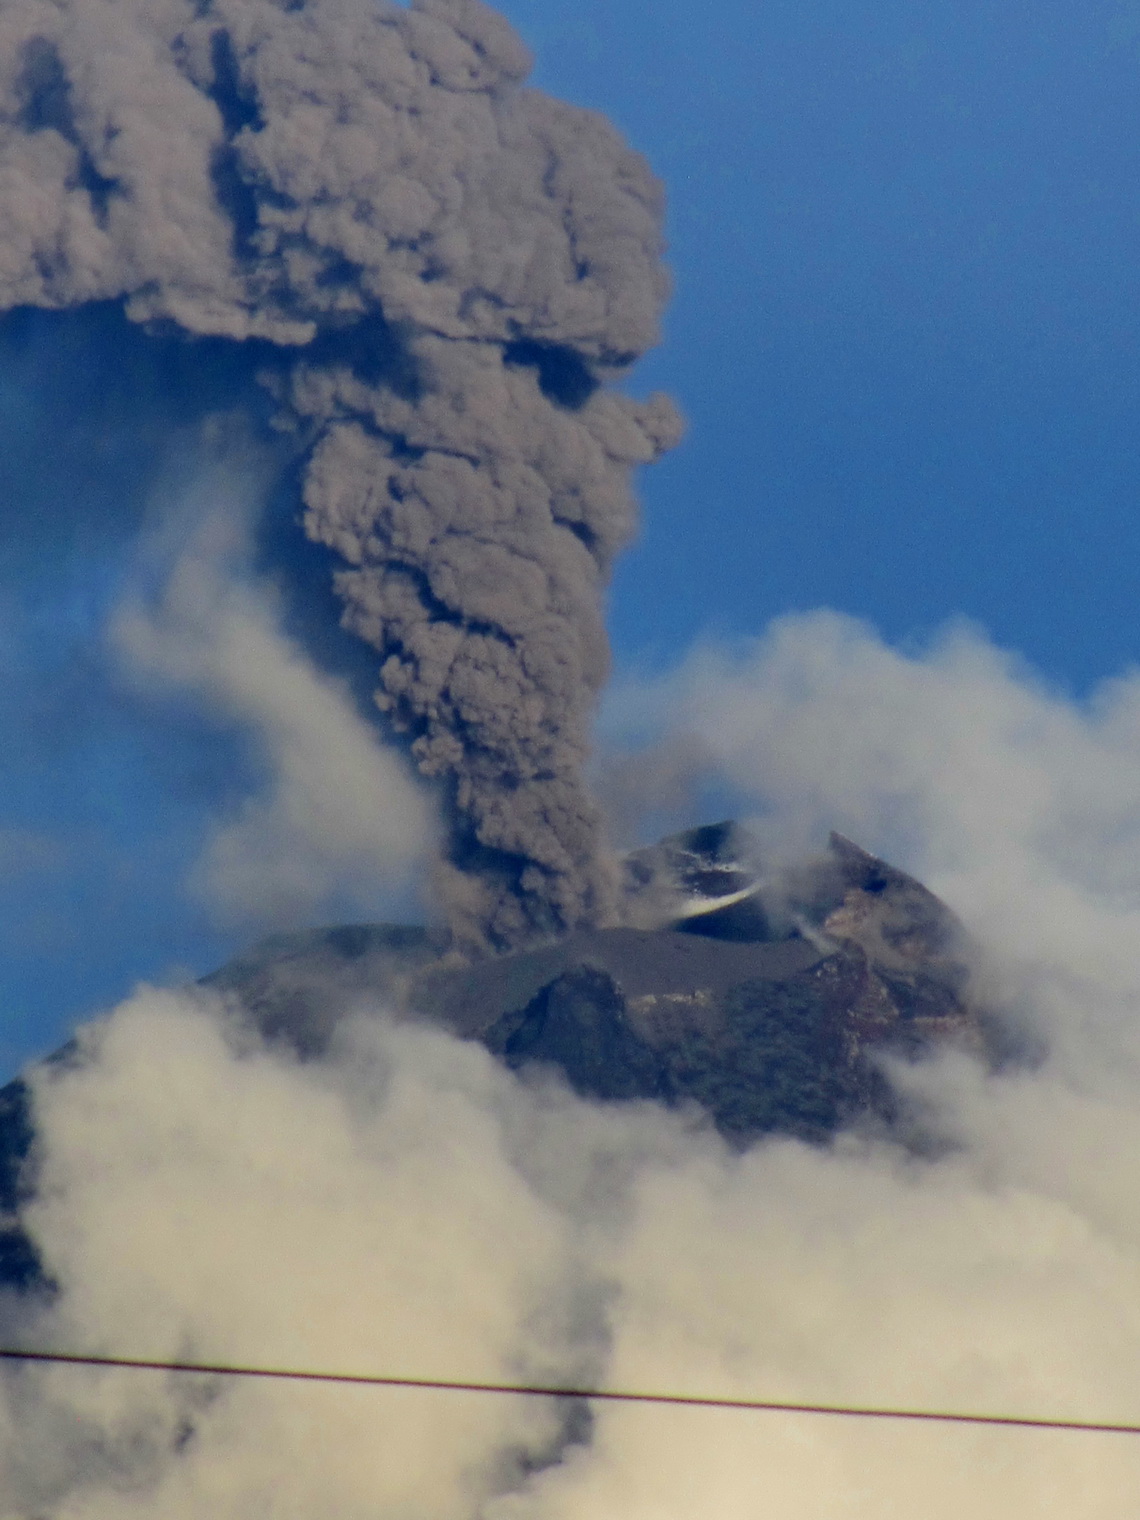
202;826;987;1139
0;827;990;1292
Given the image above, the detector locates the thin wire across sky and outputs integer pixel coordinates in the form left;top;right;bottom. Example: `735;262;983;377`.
3;1348;1138;1438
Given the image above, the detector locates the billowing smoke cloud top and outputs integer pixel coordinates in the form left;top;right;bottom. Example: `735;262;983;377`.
0;0;681;950
7;618;1140;1514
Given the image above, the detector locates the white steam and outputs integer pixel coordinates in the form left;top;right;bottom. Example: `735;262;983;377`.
109;442;433;928
3;611;1140;1514
603;610;1140;1051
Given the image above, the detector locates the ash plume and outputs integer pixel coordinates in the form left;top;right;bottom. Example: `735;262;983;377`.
0;0;682;952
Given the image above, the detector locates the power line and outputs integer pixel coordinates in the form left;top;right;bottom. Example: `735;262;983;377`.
1;1347;1138;1437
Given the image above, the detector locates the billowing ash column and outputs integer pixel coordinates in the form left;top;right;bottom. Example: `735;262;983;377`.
0;0;682;951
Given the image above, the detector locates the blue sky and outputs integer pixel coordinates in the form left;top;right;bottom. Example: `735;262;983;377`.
504;0;1140;687
4;0;1140;1076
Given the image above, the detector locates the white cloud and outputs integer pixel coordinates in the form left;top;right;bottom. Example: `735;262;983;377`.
602;611;1140;1054
8;988;580;1517
109;441;434;929
5;609;1140;1514
5;974;1140;1515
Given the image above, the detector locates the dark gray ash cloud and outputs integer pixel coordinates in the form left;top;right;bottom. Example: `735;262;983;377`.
0;0;682;951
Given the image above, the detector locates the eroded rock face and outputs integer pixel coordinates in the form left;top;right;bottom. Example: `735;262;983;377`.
811;831;981;1056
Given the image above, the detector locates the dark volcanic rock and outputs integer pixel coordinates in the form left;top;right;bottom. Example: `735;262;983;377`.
485;966;668;1103
412;929;825;1039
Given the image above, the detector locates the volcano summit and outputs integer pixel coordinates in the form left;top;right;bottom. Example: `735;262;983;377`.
202;825;988;1141
0;825;991;1295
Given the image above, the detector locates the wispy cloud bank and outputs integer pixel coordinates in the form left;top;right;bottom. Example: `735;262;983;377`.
602;610;1140;1052
3;975;1140;1514
110;439;433;930
3;609;1140;1514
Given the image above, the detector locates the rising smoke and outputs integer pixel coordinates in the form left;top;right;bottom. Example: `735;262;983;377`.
0;0;682;951
109;434;435;928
